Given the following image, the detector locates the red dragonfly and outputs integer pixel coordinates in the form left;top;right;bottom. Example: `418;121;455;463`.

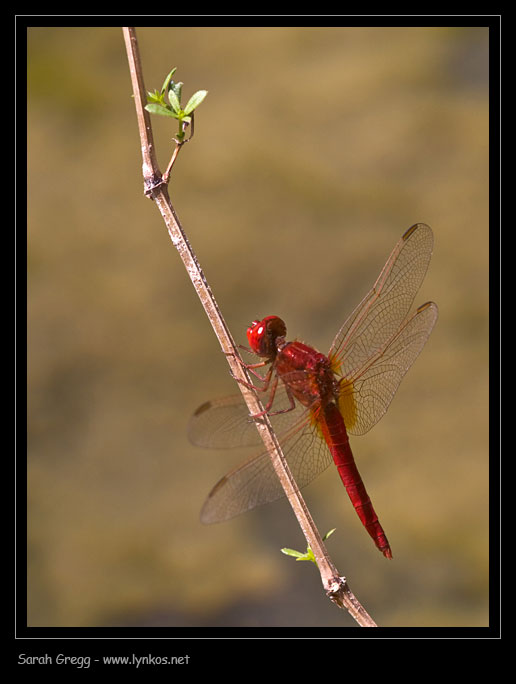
189;223;438;558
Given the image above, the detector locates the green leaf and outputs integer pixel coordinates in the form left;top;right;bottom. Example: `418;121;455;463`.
145;103;179;119
168;88;181;114
303;549;317;563
169;80;183;104
281;548;305;559
281;529;337;566
183;89;208;115
281;547;316;563
160;68;177;95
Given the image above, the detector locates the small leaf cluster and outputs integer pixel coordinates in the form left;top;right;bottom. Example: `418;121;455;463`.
281;529;337;565
145;68;207;141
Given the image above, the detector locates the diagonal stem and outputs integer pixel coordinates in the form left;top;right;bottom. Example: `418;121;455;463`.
122;26;378;627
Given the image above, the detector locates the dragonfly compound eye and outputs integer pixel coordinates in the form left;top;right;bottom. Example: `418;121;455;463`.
246;316;287;357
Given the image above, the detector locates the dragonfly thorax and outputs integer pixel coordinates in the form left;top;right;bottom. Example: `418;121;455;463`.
276;341;337;407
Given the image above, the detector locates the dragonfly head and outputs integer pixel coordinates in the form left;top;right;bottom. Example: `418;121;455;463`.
247;316;287;359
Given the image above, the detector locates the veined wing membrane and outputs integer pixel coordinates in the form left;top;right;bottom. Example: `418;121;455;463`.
341;301;438;436
188;381;310;449
329;223;434;380
200;407;333;523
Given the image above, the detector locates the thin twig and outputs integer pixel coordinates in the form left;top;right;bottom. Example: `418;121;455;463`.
162;116;194;183
162;143;181;184
122;26;378;627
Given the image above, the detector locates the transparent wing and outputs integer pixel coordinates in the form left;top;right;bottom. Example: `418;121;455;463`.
340;301;438;435
199;410;333;523
188;383;309;449
329;223;434;378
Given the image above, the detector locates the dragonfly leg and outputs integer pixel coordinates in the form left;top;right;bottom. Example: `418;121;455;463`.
245;375;279;417
223;344;259;357
264;383;297;416
248;379;297;419
230;361;274;391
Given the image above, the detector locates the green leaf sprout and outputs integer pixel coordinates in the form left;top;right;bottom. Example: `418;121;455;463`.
145;67;207;143
281;529;337;566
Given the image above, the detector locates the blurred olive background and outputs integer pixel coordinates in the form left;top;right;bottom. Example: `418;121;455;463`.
27;26;489;627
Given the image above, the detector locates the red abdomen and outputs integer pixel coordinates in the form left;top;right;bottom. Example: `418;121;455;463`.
318;402;392;559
